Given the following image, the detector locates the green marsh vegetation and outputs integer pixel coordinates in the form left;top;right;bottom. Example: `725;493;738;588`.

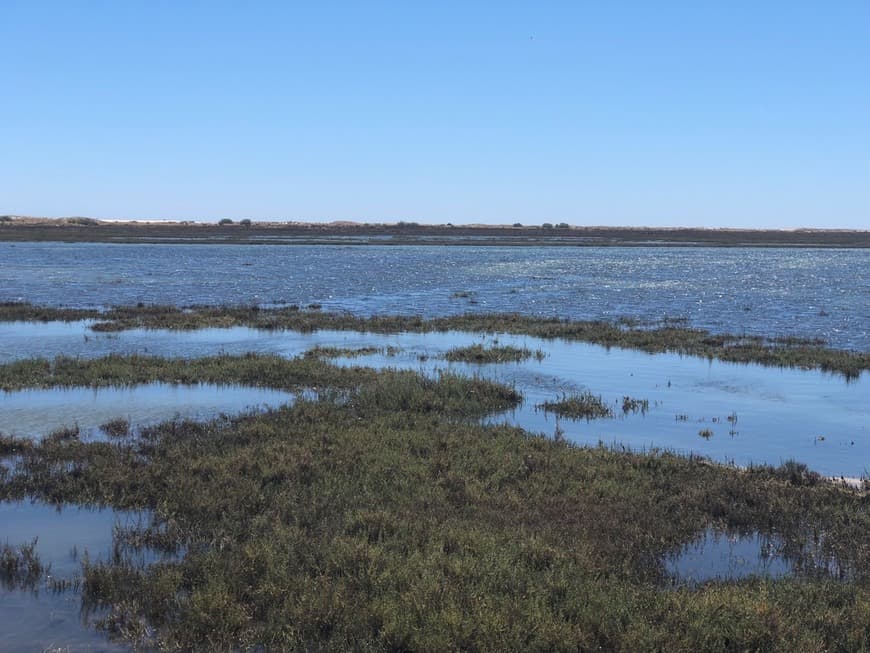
2;302;868;378
0;354;519;419
303;345;396;359
537;392;614;420
0;354;868;649
443;343;546;364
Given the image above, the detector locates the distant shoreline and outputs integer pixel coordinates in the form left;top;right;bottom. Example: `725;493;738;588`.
1;216;869;247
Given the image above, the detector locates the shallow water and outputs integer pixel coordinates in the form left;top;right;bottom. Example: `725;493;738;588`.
0;324;866;646
335;333;869;478
2;243;867;648
666;526;847;584
0;382;295;440
0;501;159;652
2;243;868;350
1;323;866;477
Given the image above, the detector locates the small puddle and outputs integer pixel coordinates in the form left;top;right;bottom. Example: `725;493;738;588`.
665;527;849;585
0;500;166;652
1;383;295;440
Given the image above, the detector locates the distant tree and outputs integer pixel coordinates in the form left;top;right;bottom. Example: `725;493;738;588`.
557;222;570;229
240;218;252;227
541;222;554;229
218;218;234;226
512;223;523;227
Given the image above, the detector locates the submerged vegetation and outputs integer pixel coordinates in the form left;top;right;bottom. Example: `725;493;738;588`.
0;354;868;650
1;302;868;377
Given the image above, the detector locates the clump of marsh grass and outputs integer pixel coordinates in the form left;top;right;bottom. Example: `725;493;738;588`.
622;396;650;415
45;425;80;443
765;460;822;487
443;343;545;364
354;369;521;417
100;418;131;439
0;539;47;590
0;433;34;456
537;391;613;419
303;345;381;359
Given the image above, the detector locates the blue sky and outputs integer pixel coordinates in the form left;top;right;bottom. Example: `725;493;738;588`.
2;1;868;228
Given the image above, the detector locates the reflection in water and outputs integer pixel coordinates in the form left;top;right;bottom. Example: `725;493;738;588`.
322;335;869;478
0;383;295;440
666;527;849;585
1;244;867;648
0;324;867;477
0;501;166;652
0;325;865;648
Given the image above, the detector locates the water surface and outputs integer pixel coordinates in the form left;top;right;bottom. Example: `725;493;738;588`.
666;526;848;585
0;501;158;652
1;323;865;477
2;243;867;349
1;383;295;440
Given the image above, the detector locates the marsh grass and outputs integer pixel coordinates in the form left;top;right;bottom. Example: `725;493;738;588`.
537;391;614;419
100;418;131;439
1;352;868;649
0;302;99;323
3;302;866;377
303;345;383;359
443;343;545;363
622;396;650;415
0;433;34;456
0;360;867;650
0;539;47;590
0;354;520;421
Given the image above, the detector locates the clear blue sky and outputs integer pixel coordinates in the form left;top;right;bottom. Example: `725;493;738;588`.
2;1;868;228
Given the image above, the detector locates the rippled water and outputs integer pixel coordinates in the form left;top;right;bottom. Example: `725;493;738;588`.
2;243;868;349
